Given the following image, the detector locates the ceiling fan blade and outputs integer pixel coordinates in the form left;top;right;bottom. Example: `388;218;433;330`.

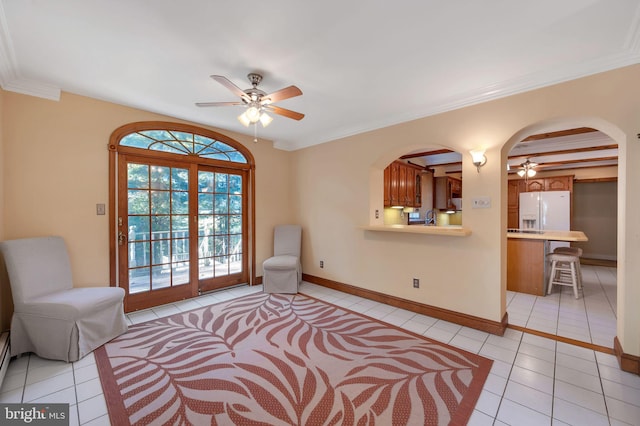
195;101;244;107
211;75;250;101
266;105;305;121
261;85;303;104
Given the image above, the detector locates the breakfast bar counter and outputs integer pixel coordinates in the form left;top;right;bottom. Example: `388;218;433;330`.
506;229;588;242
507;230;588;296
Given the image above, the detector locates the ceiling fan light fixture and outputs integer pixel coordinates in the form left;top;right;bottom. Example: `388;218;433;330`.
259;112;273;127
198;73;305;136
238;111;251;127
517;158;538;179
245;105;261;123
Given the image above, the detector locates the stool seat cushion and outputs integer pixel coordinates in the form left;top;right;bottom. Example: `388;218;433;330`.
554;247;583;257
547;253;579;262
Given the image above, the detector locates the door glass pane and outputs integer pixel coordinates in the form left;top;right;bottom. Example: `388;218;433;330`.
198;170;243;280
127;163;189;294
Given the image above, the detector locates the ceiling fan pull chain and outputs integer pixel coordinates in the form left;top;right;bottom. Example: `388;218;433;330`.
253;123;258;143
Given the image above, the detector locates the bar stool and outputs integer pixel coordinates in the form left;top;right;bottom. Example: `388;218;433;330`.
547;253;581;299
553;246;583;289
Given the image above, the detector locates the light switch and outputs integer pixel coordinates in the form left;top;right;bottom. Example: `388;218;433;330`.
96;203;106;215
472;197;491;209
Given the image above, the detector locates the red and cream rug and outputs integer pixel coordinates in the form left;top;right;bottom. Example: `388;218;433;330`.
96;292;492;425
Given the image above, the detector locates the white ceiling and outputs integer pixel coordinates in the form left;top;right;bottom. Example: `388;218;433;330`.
1;1;639;151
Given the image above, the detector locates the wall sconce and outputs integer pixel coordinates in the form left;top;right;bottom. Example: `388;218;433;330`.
470;149;487;173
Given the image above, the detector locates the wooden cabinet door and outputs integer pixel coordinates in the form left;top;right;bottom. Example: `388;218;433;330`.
398;163;408;206
507;207;519;229
383;165;391;206
389;162;400;206
508;180;520;209
414;171;422;207
523;179;545;192
545;175;573;192
450;178;462;198
405;166;415;207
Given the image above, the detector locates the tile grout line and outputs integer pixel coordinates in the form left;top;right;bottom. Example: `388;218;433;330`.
71;362;81;426
20;354;30;404
550;335;558;424
483;331;524;424
593;358;613;426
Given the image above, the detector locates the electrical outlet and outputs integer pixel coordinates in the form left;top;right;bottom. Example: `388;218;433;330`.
320;260;324;268
375;209;379;219
413;278;419;288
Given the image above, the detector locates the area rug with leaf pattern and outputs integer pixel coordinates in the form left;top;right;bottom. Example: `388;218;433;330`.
95;292;492;425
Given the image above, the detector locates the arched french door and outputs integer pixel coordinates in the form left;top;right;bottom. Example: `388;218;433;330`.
109;122;255;312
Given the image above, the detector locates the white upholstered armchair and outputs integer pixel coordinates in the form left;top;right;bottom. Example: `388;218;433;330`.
0;236;128;362
263;225;302;293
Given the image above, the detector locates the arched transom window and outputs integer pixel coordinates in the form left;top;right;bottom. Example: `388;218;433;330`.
119;130;248;163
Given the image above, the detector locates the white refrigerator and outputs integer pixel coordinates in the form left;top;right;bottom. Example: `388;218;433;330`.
519;191;571;251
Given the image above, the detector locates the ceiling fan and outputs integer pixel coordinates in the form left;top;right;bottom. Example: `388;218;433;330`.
196;73;304;128
517;159;538;178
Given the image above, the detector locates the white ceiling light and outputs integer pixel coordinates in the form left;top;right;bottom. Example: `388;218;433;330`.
237;102;272;128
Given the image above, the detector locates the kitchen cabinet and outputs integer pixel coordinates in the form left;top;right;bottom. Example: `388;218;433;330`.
434;176;462;210
545;175;573;192
507;230;588;295
507;180;520;229
507;175;574;229
383;166;391;206
383;161;422;208
507;238;546;295
522;179;545;192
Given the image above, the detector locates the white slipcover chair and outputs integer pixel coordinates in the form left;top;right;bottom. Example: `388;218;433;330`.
0;236;128;362
263;225;302;293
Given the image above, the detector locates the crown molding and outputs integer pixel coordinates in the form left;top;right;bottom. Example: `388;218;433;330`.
299;46;640;151
0;2;60;100
2;77;61;101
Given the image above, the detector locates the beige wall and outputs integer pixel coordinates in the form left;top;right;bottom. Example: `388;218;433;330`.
291;64;640;357
0;90;294;289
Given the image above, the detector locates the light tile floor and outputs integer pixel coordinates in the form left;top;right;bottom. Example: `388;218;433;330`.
1;279;638;425
507;264;618;347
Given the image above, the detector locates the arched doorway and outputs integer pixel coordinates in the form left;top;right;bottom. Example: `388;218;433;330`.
501;118;624;349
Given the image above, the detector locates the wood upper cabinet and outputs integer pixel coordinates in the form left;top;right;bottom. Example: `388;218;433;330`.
545;175;573;192
398;164;409;206
383;161;423;208
383;166;391;206
434;176;462;210
450;178;462;198
522;179;545;192
414;171;422;206
389;162;400;206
